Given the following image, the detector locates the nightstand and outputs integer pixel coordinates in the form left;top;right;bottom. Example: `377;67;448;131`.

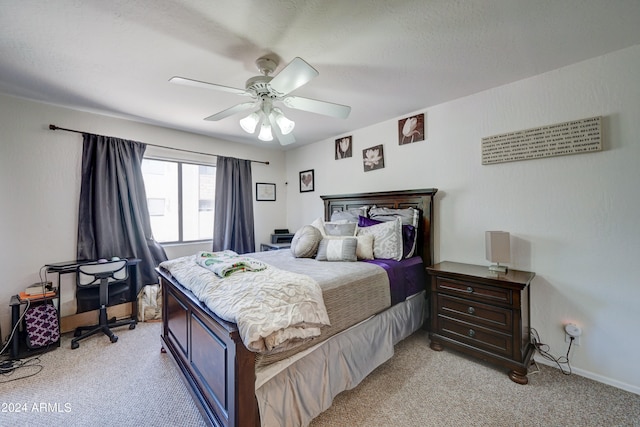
260;242;291;251
426;261;535;384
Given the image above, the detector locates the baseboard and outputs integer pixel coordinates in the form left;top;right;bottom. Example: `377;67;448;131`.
60;302;132;333
533;355;640;396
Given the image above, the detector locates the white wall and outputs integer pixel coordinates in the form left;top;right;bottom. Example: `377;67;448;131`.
285;45;640;394
0;95;287;337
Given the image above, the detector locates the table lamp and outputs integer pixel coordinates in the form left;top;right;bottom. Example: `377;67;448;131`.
486;231;510;273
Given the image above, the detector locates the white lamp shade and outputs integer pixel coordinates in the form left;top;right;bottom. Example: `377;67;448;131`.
258;122;273;141
273;108;295;135
485;231;510;263
239;112;260;133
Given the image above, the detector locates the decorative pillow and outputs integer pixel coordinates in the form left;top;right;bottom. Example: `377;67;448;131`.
354;234;374;260
356;217;403;261
310;217;326;236
330;206;369;223
316;237;358;262
365;207;420;258
323;235;374;260
290;225;323;258
359;216;416;259
323;221;358;237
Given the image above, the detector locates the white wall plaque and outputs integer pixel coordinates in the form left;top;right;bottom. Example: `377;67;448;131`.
481;116;602;165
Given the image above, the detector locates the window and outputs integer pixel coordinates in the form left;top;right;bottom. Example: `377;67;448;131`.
141;158;216;243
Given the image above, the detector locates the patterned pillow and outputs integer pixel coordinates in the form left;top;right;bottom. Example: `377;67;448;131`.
290;225;323;258
356;217;403;261
365;207;420;258
359;215;417;259
316;237;358;262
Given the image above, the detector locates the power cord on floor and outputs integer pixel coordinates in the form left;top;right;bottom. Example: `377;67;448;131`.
0;356;44;383
530;327;573;375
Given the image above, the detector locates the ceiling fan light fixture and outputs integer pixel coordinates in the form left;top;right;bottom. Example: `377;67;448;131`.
239;111;260;134
258;122;273;141
273;108;295;135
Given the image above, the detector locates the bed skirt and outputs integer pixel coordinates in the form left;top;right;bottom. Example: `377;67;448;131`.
255;290;426;427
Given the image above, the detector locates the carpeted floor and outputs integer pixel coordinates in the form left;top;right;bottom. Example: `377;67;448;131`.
1;321;638;426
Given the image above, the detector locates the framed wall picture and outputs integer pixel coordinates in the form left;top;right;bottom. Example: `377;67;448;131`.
363;144;385;172
398;113;425;145
299;169;314;192
255;182;276;201
335;136;353;159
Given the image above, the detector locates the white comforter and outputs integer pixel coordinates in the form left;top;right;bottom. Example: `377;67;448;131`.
159;254;330;354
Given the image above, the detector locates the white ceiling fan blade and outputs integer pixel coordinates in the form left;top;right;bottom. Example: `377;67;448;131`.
169;76;250;96
269;57;319;96
283;96;351;119
268;114;296;145
204;102;255;121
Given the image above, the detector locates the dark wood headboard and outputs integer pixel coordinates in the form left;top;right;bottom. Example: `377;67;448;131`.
320;188;438;266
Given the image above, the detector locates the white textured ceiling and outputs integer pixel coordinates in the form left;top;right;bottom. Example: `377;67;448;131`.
1;0;640;150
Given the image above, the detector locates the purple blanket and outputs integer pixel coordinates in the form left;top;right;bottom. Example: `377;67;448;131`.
365;256;425;305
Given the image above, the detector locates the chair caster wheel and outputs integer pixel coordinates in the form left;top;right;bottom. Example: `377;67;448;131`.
129;323;136;330
71;341;79;349
110;335;118;343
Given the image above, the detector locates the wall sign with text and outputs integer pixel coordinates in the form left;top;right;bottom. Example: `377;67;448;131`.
481;116;602;165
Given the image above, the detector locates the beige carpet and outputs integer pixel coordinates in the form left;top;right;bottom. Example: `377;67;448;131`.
1;322;638;426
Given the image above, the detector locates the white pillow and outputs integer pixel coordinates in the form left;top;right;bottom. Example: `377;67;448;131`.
310;217;326;236
356;217;403;261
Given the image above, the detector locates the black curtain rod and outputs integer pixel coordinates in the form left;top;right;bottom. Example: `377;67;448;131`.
48;124;270;165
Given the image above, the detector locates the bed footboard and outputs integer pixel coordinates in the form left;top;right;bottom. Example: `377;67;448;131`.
159;270;259;427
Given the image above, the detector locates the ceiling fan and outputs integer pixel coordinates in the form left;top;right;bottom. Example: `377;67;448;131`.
170;56;351;145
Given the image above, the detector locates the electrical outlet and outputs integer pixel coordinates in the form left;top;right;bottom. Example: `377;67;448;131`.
564;323;582;346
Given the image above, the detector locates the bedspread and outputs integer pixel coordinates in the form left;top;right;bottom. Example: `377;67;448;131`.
159;255;330;353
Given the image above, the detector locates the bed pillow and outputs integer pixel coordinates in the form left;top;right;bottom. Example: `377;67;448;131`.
290;225;323;258
365;207;420;258
359;216;417;259
323;221;358;237
356;217;403;261
323;235;374;260
330;206;369;223
310;217;327;236
315;237;358;262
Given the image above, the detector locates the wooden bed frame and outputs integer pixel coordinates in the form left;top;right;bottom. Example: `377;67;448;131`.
158;188;437;427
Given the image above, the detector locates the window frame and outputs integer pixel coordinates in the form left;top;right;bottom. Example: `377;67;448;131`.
142;156;216;245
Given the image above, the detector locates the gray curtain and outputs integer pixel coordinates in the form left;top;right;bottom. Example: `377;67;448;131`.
212;156;255;253
77;133;168;289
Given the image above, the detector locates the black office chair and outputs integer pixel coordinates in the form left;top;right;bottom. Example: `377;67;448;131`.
71;259;136;349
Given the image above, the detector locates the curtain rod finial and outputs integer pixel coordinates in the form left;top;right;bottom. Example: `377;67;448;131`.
49;124;58;130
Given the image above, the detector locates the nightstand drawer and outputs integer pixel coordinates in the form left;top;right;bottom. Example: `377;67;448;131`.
438;316;513;358
437;294;513;333
435;277;513;306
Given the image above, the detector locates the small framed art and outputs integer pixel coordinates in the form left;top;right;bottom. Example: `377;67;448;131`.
399;113;425;145
299;169;314;192
363;145;384;172
335;136;352;159
255;182;276;201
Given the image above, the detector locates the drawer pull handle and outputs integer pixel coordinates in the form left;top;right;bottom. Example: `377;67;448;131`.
468;329;476;338
467;306;475;315
466;286;474;293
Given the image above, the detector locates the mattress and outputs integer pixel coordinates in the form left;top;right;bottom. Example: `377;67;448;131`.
250;250;425;367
